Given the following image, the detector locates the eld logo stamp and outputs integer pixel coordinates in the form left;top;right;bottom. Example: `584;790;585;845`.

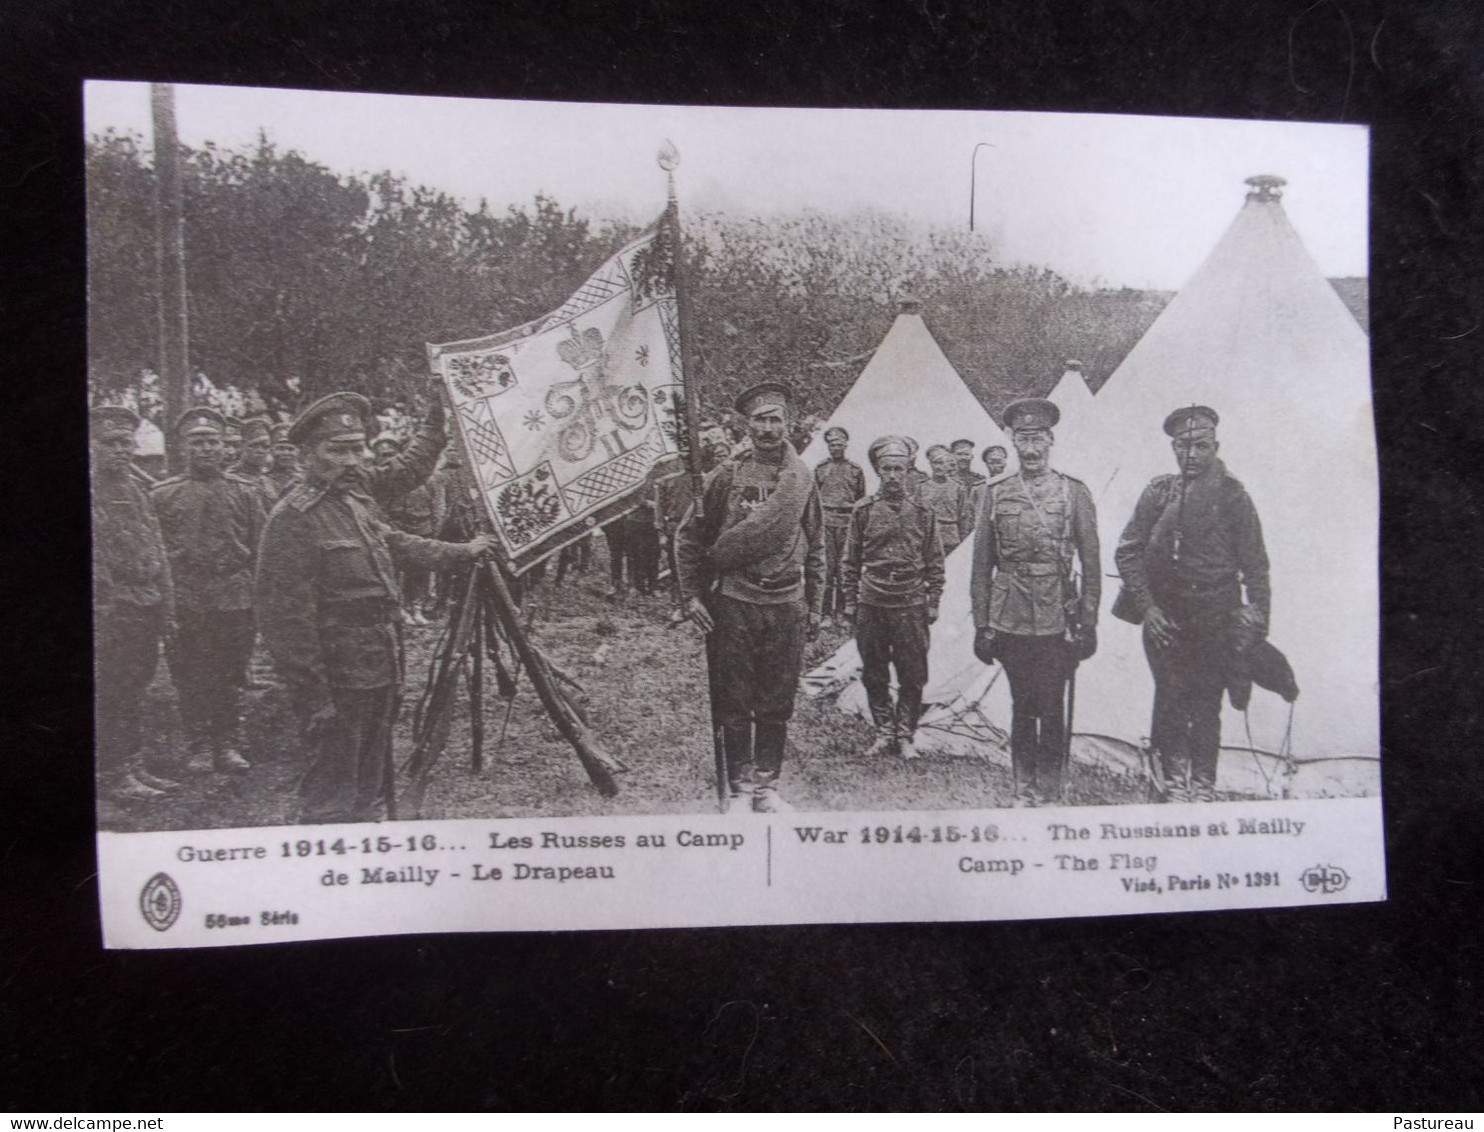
1300;864;1350;895
139;872;182;931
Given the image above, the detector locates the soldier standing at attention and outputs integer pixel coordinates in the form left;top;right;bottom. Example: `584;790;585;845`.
677;381;825;813
152;407;267;775
971;399;1100;805
813;426;867;627
919;444;973;555
255;393;496;824
91;406;180;800
232;416;277;508
268;423;300;498
1114;407;1270;802
842;436;945;760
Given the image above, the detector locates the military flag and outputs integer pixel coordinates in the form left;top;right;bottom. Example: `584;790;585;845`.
429;220;687;573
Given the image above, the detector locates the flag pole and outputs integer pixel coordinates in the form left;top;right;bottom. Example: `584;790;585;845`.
658;141;727;812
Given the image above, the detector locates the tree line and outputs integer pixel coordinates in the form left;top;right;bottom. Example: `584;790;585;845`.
86;130;1174;427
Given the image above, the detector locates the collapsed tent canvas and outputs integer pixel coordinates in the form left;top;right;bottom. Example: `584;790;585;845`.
805;176;1379;800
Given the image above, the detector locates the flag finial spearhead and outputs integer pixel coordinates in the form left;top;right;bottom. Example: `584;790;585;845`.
657;140;680;172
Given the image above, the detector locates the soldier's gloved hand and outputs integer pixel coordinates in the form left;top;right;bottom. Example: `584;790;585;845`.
464;533;500;561
305;703;338;743
1235;604;1267;638
685;596;714;634
926;603;940;626
973;627;997;665
1144;604;1176;649
807;613;822;641
1072;623;1098;661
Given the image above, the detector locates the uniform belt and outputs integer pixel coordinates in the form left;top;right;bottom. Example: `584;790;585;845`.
1008;561;1063;577
1169;575;1240;594
823;505;855;513
865;566;922;583
322;600;400;627
742;567;803;592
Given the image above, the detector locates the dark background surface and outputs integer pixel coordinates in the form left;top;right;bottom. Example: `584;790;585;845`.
3;0;1482;1112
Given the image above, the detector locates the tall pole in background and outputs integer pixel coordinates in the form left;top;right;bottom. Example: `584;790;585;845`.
969;141;994;233
658;140;726;811
151;83;189;473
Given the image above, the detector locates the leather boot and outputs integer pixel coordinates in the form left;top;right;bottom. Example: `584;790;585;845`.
864;724;897;758
752;722;790;813
721;724;753;812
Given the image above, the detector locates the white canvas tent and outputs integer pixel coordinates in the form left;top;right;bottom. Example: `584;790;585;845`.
806;178;1380;799
1045;360;1105;492
1071;175;1379;773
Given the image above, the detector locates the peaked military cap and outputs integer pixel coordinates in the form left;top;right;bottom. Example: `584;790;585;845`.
91;405;141;439
288;392;373;446
176;406;226;437
733;381;793;417
1002;398;1059;432
1163;405;1220;438
240;416;272;444
950;438;975;452
867;435;912;469
824;426;850;444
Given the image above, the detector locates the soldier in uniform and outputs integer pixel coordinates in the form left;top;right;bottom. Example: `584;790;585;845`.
952;438;987;492
919;444;974;555
902;437;930;499
842;435;945;760
91;406;180;800
813;426;867;627
982;444;1009;479
676;381;825;813
971;399;1100;805
255;393;496;824
152;407;268;774
221;417;243;468
268;423;300;498
375;434;447;625
231;416;277;508
1114;406;1270;802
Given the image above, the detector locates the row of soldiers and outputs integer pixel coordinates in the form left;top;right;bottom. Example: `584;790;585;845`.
677;382;1274;811
815;429;1009;624
90;396;491;814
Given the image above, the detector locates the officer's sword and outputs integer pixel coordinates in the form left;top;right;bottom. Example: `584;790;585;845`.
1060;664;1077;804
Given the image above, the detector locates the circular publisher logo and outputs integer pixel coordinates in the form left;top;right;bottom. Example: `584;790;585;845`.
140;872;182;931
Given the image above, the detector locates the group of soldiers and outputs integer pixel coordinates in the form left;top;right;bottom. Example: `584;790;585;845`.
91;394;494;820
92;371;1272;821
677;382;1269;811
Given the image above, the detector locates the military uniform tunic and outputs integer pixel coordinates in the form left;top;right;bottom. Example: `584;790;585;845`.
815;456;867;617
841;492;945;740
970;469;1101;796
1114;458;1269;790
675;448;825;778
151;468;267;753
256;474;470;823
92;465;173;775
918;474;973;554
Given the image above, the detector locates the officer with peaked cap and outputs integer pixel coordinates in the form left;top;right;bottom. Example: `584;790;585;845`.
970;398;1101;805
268;422;300;499
813;424;866;626
255;392;497;823
676;380;825;813
1114;405;1270;802
90;405;180;801
151;406;268;775
842;435;945;760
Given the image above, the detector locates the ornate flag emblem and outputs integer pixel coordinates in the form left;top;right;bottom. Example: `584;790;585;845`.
429;226;686;573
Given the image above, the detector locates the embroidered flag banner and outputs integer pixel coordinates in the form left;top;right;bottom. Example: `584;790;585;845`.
429;225;687;573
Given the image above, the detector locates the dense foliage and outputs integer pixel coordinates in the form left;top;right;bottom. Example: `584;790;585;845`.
87;130;1175;425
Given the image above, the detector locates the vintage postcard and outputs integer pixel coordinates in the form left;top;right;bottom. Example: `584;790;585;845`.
86;82;1381;947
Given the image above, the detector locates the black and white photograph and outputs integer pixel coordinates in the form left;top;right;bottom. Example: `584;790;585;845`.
84;82;1381;945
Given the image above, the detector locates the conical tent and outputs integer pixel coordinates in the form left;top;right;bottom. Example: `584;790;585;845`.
1069;177;1379;769
1046;361;1105;492
799;299;1008;472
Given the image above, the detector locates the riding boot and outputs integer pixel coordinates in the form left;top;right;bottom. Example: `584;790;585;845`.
721;723;754;809
752;722;790;813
